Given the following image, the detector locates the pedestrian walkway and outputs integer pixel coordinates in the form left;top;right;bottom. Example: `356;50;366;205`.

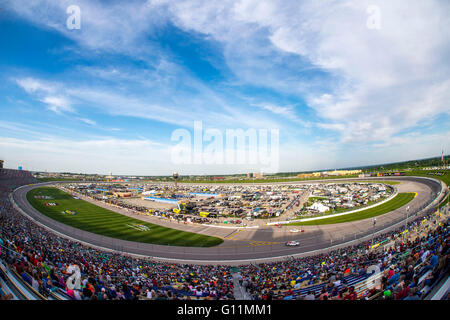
231;271;252;300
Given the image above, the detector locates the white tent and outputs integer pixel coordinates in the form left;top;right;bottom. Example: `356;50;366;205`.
308;202;330;213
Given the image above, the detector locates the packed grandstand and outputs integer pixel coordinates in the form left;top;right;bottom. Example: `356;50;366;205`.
0;169;448;301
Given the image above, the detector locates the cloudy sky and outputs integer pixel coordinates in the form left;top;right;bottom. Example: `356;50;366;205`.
0;0;449;175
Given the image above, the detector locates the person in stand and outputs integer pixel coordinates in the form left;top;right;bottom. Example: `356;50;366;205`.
343;286;357;300
318;287;328;300
403;288;420;300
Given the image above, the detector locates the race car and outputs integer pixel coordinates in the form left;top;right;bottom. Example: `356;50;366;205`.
274;223;283;228
289;228;305;233
285;241;300;246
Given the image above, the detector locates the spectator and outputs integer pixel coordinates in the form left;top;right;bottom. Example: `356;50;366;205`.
304;291;315;300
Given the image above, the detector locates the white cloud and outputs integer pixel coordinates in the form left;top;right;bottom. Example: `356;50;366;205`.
78;118;97;126
16;77;54;94
5;0;166;57
15;77;74;114
251;103;311;127
8;1;450;143
40;96;74;114
253;103;295;118
0;120;48;137
150;0;450;143
231;0;450;143
14;73;283;131
6;1;311;133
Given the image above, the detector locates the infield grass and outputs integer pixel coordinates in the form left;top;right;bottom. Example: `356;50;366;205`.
26;187;223;247
287;192;415;226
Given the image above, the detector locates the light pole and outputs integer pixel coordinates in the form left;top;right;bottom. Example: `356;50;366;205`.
403;206;410;243
371;218;376;248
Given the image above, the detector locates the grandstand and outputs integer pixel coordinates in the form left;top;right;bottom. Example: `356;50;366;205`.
0;169;448;301
238;215;449;300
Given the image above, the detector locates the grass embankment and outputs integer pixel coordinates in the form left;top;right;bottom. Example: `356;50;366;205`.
27;187;223;247
287;193;415;226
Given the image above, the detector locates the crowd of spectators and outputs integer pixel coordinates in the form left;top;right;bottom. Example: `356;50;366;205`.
0;169;448;301
238;210;449;300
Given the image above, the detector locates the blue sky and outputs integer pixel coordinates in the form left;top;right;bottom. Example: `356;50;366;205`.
0;0;449;175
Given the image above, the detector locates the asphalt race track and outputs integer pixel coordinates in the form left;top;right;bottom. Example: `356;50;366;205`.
11;176;446;265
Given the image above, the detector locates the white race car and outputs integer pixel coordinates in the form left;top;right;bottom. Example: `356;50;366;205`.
289;228;303;233
285;241;300;246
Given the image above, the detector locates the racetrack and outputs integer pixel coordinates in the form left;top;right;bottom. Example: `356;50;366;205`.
11;176;446;265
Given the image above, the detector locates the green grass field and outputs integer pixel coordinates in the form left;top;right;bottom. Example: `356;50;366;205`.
27;187;223;247
287;192;415;226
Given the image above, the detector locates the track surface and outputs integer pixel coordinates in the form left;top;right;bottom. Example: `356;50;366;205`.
12;176;445;264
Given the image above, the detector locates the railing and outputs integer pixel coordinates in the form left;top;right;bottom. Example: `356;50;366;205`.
0;256;71;300
0;261;41;300
428;276;450;300
12;270;49;300
354;271;384;298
